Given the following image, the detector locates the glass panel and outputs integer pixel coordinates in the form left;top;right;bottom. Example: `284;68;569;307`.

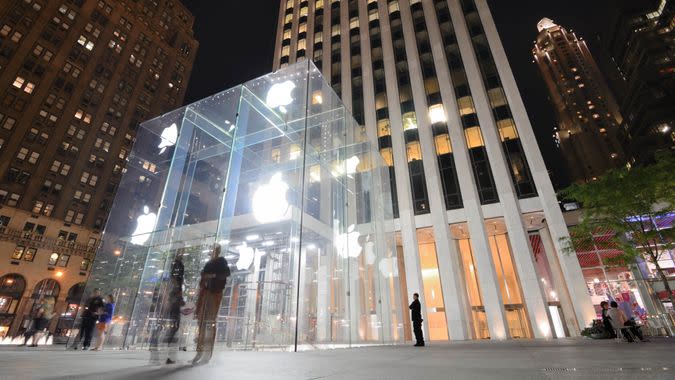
72;61;403;352
417;229;448;340
457;238;489;339
488;233;531;338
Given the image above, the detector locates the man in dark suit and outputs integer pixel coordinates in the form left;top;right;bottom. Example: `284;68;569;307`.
409;293;424;347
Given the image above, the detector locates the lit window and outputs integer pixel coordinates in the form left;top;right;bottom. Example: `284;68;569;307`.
465;127;485;148
16;147;29;161
32;201;44;214
402;112;418;130
434;134;452;155
28;151;40;164
289;144;301;160
377;119;391;137
406;141;422;162
428;104;446;124
496;119;519;141
12;76;25;89
380;148;394;167
0;25;11;37
457;96;475;116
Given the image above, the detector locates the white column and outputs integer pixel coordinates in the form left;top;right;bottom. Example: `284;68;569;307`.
272;0;286;70
422;0;508;339
448;0;552;339
472;0;595;330
398;0;470;341
538;227;580;336
377;0;427;342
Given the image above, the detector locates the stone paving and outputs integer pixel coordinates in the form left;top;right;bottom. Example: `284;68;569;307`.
0;338;672;380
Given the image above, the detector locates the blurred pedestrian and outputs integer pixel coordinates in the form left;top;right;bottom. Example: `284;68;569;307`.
72;288;103;350
92;294;115;350
192;244;230;365
150;250;185;364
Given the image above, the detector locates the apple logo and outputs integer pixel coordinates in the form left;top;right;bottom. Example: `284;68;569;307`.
235;242;255;270
335;224;362;258
265;80;296;112
158;123;178;154
252;172;290;223
332;155;360;177
378;257;399;277
130;206;157;245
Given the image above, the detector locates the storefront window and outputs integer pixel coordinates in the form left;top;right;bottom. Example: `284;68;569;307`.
488;233;531;338
457;238;489;339
417;228;448;340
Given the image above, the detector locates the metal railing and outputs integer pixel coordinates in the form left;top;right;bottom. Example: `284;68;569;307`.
0;226;98;258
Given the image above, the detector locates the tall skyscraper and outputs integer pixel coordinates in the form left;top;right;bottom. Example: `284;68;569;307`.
0;0;196;340
274;0;595;341
601;0;674;164
533;18;625;183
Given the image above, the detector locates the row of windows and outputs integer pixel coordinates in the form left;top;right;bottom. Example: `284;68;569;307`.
11;245;90;271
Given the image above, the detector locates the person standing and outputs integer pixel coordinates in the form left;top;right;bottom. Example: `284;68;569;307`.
92;295;115;351
192;244;230;365
600;301;616;338
409;293;425;347
73;288;103;350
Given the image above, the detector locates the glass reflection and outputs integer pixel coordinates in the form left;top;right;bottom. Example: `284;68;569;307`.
71;61;403;352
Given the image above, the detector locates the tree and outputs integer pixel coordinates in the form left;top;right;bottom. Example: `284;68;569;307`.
560;152;675;309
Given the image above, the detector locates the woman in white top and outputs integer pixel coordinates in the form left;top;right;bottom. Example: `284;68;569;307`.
606;301;626;330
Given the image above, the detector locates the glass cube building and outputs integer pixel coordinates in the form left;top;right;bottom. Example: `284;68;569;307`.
72;61;404;351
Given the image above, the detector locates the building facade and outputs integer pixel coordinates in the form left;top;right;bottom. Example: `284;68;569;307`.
274;0;596;341
0;0;196;340
601;0;674;164
533;18;625;183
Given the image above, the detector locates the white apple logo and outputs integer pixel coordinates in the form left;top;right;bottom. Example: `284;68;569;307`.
265;80;296;111
332;155;360;177
378;257;399;277
335;224;362;258
252;172;290;223
130;206;157;245
236;242;255;270
158;123;178;154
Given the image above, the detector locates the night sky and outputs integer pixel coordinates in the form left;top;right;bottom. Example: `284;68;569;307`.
180;0;609;188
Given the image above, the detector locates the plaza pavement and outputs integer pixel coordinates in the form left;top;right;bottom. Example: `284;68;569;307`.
0;338;672;380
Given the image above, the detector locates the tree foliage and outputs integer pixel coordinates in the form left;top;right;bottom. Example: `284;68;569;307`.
559;152;675;306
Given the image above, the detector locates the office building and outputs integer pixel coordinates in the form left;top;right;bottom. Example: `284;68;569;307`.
533;18;625;183
601;0;674;164
273;0;595;341
0;0;196;341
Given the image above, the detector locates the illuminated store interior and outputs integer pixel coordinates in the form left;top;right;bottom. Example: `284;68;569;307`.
74;61;404;351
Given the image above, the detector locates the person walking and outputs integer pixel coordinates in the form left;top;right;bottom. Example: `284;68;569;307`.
32;296;55;346
72;288;103;350
192;244;230;365
409;293;425;347
92;295;115;351
149;250;185;365
20;297;54;346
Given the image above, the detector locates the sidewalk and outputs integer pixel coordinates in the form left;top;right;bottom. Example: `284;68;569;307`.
0;338;672;380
